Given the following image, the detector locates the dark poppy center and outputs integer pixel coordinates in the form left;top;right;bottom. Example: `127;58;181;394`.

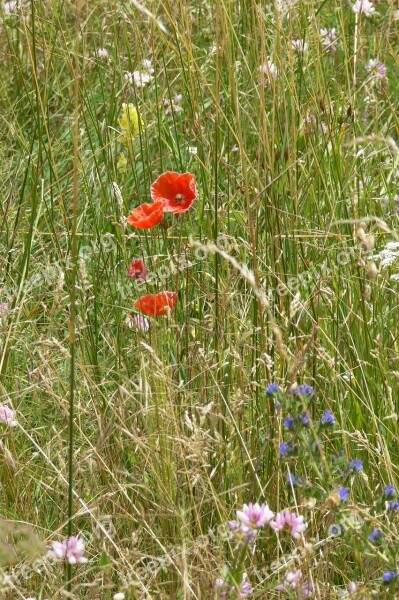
175;193;185;204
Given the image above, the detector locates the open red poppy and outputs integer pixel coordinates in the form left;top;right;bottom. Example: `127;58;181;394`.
134;291;178;317
127;200;164;229
150;172;197;214
128;258;149;282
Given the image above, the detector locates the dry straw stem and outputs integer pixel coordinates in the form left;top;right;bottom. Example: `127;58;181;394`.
345;135;399;157
332;216;399;240
128;0;168;34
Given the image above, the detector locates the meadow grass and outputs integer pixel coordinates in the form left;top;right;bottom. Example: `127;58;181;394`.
0;0;399;597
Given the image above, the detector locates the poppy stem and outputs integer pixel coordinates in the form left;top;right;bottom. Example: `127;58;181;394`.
67;0;81;591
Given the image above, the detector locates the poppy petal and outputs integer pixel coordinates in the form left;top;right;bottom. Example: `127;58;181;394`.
134;291;178;317
128;258;149;281
150;172;197;214
127;200;164;230
150;172;180;200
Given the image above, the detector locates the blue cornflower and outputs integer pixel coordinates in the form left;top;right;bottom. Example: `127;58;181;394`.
328;523;344;537
286;472;300;487
383;485;396;499
266;383;280;395
348;459;363;473
279;443;291;457
320;409;335;426
368;529;383;544
339;488;350;502
387;501;399;512
299;412;310;427
283;415;295;430
295;384;314;396
382;570;398;585
297;383;313;396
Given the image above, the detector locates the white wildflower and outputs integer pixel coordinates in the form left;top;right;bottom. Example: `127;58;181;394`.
97;48;108;59
4;1;18;15
352;0;375;16
320;28;337;53
372;242;399;267
291;39;308;52
259;61;278;84
125;60;154;88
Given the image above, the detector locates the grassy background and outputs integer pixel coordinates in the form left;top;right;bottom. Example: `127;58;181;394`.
0;0;399;597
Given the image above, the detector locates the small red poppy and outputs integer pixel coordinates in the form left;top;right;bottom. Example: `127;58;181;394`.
150;172;197;214
128;258;149;282
134;291;178;317
127;200;164;230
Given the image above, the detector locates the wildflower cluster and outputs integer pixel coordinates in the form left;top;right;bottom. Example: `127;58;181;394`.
117;103;198;321
0;405;17;427
266;383;399;593
215;501;309;597
50;536;87;565
163;93;183;116
123;171;197;320
125;59;154;88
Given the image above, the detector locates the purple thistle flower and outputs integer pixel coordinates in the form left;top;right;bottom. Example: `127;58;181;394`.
348;458;363;473
368;528;383;543
383;485;396;498
266;383;280;395
387;501;399;512
320;409;335;426
283;415;295;429
339;488;350;502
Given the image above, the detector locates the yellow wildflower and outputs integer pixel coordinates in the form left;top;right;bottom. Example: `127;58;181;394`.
117;153;127;174
118;103;142;144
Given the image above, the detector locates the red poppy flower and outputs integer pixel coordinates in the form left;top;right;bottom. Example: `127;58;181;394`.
127;200;164;229
134;291;178;317
150;172;197;214
128;258;149;282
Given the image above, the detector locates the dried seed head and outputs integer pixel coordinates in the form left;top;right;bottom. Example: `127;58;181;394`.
363;284;371;300
367;261;379;280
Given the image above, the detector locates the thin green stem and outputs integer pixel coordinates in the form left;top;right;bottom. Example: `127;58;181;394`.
67;0;81;591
